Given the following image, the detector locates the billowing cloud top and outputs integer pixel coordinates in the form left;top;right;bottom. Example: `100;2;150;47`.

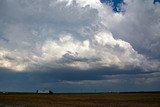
0;0;160;72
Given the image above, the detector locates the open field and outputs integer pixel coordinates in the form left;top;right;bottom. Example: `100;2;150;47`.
0;92;160;107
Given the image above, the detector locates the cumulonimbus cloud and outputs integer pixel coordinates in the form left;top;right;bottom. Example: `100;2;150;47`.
0;0;159;72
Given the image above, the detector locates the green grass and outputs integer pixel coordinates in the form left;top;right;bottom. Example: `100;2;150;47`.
0;93;160;107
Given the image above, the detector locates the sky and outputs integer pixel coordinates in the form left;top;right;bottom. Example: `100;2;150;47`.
0;0;160;92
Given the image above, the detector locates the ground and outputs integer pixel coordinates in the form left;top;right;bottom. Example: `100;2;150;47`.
0;93;160;107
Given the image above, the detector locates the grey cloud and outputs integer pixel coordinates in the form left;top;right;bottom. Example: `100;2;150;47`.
0;0;159;72
103;0;160;59
59;51;100;64
0;67;159;92
0;36;9;42
0;0;159;92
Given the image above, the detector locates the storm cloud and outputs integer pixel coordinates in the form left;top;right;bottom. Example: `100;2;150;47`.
0;0;160;92
0;0;159;72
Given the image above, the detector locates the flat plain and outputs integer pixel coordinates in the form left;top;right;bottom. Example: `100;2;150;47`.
0;92;160;107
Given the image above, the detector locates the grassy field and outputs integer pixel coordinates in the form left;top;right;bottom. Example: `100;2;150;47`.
0;93;160;107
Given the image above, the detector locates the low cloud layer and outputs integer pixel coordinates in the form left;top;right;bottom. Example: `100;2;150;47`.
0;68;159;92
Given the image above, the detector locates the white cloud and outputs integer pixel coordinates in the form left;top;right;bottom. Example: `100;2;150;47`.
58;0;102;8
93;31;144;68
0;48;29;71
100;0;160;58
1;31;158;71
0;0;159;72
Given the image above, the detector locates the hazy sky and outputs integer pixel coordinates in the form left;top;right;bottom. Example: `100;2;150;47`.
0;0;160;92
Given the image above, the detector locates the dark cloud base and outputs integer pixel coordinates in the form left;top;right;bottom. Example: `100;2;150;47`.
0;67;159;92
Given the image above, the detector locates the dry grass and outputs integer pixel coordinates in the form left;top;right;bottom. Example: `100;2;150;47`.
0;93;160;107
